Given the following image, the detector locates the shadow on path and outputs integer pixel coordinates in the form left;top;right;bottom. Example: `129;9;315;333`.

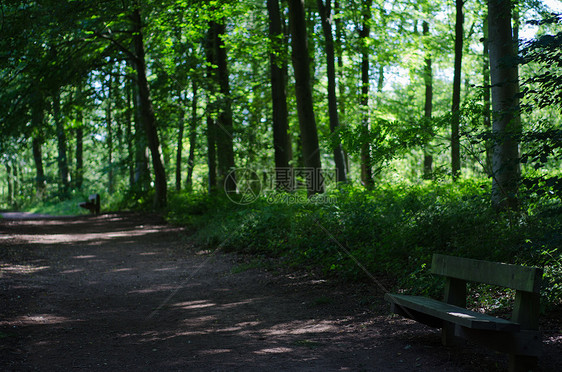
0;213;559;371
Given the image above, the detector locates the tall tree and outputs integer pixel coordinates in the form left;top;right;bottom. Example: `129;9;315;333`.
125;73;135;188
32;137;46;197
482;13;492;175
75;102;85;190
131;8;167;208
185;80;198;191
175;103;186;192
206;23;218;194
267;0;294;191
5;162;14;205
334;0;350;172
131;72;151;192
287;0;324;196
31;91;47;197
53;86;71;196
422;20;434;180
212;19;236;193
359;0;374;188
317;0;347;183
451;0;464;180
105;74;115;194
488;0;521;211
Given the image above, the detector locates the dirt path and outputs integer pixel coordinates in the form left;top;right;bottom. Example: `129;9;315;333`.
0;213;559;371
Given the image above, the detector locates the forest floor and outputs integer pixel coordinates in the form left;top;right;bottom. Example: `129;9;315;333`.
0;213;560;371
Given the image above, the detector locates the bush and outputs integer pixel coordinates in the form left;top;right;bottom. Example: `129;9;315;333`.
166;179;562;311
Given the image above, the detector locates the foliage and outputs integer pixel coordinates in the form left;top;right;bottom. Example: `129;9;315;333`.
167;180;562;311
520;13;562;112
21;193;98;216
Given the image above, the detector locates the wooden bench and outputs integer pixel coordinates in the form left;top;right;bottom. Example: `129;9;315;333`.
385;254;543;372
79;193;100;215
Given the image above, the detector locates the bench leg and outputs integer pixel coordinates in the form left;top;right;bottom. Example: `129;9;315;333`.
441;277;466;347
441;322;464;347
509;355;538;372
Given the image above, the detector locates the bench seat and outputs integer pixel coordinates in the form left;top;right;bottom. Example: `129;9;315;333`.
79;193;100;215
385;293;520;331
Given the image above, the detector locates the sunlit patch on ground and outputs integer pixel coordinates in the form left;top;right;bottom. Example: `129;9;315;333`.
60;268;85;274
0;314;76;326
13;228;167;245
128;284;183;294
111;267;134;273
198;349;232;355
263;319;339;336
171;300;216;310
153;267;178;272
0;264;49;275
254;347;293;354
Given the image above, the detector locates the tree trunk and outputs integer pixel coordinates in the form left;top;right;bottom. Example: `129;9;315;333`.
175;105;185;192
482;13;492;176
32;138;46;197
131;8;167;209
6;163;13;205
31;93;46;197
488;0;521;210
334;0;350;173
423;21;434;180
451;0;464;180
53;87;71;197
206;24;218;194
207;114;217;194
105;77;114;194
287;0;323;196
73;83;85;190
125;73;135;188
75;123;84;190
212;20;236;194
131;73;151;191
360;0;374;189
267;0;294;191
376;64;384;96
318;0;347;183
186;80;198;191
12;161;20;202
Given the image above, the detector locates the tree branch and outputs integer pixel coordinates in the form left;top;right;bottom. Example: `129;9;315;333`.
93;31;136;60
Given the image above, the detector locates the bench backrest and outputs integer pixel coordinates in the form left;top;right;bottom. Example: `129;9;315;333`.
431;254;542;293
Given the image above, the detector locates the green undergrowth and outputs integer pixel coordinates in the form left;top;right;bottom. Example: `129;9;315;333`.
15;188;139;216
167;180;562;312
22;194;94;216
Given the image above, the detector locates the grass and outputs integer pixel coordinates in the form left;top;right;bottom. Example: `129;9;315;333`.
26;196;91;216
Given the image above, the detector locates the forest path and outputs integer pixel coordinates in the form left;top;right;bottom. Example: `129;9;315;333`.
0;213;558;371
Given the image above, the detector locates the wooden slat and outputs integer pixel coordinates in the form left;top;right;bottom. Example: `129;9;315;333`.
455;326;542;356
431;254;542;293
385;293;520;331
389;302;444;328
